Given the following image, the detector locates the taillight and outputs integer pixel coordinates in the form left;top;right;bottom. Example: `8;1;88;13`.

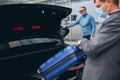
12;26;24;31
32;25;41;30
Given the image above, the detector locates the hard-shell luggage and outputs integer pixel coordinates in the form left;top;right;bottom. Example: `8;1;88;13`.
37;45;86;80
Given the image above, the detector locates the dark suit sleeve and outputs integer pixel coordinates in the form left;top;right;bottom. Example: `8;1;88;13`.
81;18;120;58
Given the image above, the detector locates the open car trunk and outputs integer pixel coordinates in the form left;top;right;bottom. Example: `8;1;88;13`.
0;4;71;80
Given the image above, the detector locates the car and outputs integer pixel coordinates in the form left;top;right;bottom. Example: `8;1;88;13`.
0;4;72;80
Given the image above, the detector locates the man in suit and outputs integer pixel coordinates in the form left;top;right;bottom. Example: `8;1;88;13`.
77;0;120;80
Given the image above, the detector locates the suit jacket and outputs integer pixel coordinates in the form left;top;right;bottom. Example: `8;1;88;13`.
81;11;120;80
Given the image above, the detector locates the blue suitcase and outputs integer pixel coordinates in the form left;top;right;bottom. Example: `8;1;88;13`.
37;45;86;80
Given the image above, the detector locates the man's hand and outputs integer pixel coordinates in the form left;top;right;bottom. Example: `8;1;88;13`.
90;36;93;40
77;40;81;46
61;25;67;28
68;63;84;71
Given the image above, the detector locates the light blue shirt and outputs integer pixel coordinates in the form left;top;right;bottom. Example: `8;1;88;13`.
67;13;96;36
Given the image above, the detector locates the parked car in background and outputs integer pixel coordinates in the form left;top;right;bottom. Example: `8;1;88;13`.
0;4;71;80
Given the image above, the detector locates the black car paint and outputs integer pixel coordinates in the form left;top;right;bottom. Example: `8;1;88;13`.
0;4;71;80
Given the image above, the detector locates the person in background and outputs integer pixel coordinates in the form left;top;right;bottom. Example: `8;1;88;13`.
77;0;120;80
62;6;96;40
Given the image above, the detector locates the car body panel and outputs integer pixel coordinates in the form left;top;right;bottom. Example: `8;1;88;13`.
0;4;71;80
